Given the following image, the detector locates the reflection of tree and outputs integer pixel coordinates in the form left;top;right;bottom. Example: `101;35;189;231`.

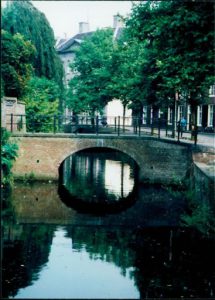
132;229;215;298
66;226;215;298
2;224;55;298
66;227;136;279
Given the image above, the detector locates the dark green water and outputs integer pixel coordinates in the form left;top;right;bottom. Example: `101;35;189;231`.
2;149;215;299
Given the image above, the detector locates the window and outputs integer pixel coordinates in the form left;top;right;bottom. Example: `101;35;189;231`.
197;105;202;126
168;107;173;125
209;85;215;96
208;105;214;127
142;106;147;124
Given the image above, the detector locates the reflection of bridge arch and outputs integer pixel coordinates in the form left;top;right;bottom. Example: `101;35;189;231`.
11;134;191;184
60;145;140;171
59;147;138;209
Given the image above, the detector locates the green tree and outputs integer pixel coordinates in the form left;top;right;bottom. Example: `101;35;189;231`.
1;30;35;97
110;32;150;118
67;29;114;115
22;77;61;132
2;0;64;88
2;0;64;111
126;1;215;125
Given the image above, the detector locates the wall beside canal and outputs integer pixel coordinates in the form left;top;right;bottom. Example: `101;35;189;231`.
192;148;215;207
11;134;192;185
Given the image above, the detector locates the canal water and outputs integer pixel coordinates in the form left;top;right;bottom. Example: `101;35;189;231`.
2;148;215;298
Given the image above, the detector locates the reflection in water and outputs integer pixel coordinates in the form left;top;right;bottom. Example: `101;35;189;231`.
104;159;134;197
2;223;215;299
3;226;139;299
59;149;138;214
2;224;55;299
9;182;187;226
2;149;215;298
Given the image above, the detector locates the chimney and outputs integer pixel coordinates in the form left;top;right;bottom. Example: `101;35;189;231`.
113;15;124;29
79;22;90;34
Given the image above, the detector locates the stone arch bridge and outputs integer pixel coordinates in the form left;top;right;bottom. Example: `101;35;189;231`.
10;133;197;184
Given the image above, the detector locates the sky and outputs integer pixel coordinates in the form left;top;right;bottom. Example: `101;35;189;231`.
2;1;136;39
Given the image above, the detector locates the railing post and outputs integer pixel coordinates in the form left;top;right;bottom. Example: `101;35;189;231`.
194;125;198;145
123;116;125;133
158;118;161;138
10;114;13;132
60;115;64;133
20;115;23;131
58;115;61;133
30;116;34;133
177;121;180;142
166;119;168;137
118;116;120;136
151;118;153;135
53;115;56;134
172;120;175;138
114;117;117;133
138;117;141;136
96;116;99;135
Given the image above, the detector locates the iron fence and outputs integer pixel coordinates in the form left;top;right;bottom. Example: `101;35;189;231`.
5;113;199;144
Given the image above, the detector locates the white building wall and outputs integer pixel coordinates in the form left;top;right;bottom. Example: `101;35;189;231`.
105;99;132;125
106;99;124;116
59;52;75;86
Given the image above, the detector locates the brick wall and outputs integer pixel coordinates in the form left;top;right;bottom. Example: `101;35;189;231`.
11;135;191;184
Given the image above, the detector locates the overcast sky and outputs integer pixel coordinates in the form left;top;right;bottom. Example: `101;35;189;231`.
2;1;136;39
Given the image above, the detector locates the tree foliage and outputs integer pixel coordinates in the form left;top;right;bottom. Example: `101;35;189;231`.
2;0;64;89
22;77;61;132
1;128;19;185
111;32;153;116
67;29;114;114
125;1;215;118
1;29;36;97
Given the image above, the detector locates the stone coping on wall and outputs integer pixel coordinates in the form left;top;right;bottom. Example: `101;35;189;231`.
12;132;215;153
11;132;192;146
194;162;215;180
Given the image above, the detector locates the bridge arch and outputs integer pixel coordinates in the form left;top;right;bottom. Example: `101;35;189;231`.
59;145;141;171
11;135;191;184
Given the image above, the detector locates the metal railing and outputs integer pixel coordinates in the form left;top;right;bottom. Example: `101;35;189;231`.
4;113;199;144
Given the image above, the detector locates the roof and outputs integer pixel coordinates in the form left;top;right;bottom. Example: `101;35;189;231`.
55;38;67;48
56;31;94;52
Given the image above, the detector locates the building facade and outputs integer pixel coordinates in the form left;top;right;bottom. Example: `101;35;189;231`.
141;87;215;133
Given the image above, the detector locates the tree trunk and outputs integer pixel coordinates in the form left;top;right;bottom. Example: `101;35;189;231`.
172;97;177;138
123;104;126;132
91;108;95;127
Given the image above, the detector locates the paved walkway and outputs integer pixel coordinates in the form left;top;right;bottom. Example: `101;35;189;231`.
121;126;215;148
162;131;215;148
127;126;215;148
